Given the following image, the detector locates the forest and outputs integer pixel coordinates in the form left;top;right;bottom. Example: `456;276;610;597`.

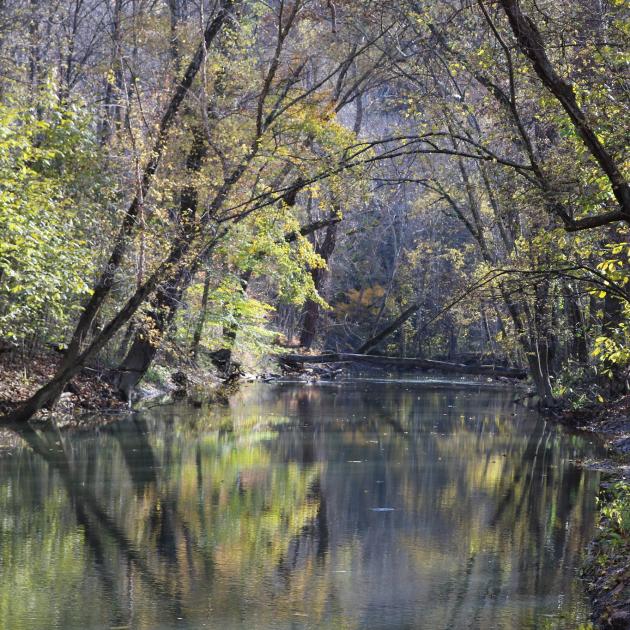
0;0;627;416
0;1;628;627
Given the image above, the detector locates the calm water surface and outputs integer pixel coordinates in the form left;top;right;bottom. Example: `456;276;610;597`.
0;380;604;629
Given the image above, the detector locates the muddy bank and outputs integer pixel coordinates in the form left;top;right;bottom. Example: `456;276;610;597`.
0;351;235;424
0;351;128;418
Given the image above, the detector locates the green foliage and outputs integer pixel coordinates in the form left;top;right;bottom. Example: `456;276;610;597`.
208;274;278;354
552;365;594;409
593;321;630;377
598;482;630;543
228;205;328;307
141;364;172;388
591;239;630;377
0;90;114;344
585;479;630;630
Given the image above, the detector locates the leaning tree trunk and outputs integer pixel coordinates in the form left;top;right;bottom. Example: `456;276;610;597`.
357;301;421;355
498;0;629;225
3;250;173;421
59;1;234;375
115;270;191;399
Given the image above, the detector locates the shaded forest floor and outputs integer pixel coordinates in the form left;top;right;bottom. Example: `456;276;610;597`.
0;350;127;418
0;350;232;423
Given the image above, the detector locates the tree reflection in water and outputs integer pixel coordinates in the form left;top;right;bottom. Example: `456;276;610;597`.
0;381;603;629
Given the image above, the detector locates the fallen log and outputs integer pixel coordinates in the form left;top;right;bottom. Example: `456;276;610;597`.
279;353;528;379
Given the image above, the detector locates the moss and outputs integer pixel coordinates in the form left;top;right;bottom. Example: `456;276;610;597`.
140;364;171;388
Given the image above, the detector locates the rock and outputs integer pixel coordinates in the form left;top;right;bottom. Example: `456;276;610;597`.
171;371;188;387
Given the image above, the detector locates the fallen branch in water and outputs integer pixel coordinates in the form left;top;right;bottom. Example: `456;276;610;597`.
278;353;527;379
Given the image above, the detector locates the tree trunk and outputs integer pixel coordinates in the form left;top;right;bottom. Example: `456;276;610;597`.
190;269;212;361
499;0;630;224
502;290;555;407
3;250;174;421
116;320;137;361
115;274;189;399
299;210;339;349
357;301;421;354
115;125;208;398
565;284;589;364
59;1;233;373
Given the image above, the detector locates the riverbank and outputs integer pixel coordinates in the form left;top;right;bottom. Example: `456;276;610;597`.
584;479;630;629
0;350;128;418
0;349;525;420
564;396;630;630
0;350;240;425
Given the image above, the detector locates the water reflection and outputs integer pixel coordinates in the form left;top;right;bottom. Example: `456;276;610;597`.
0;381;603;629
